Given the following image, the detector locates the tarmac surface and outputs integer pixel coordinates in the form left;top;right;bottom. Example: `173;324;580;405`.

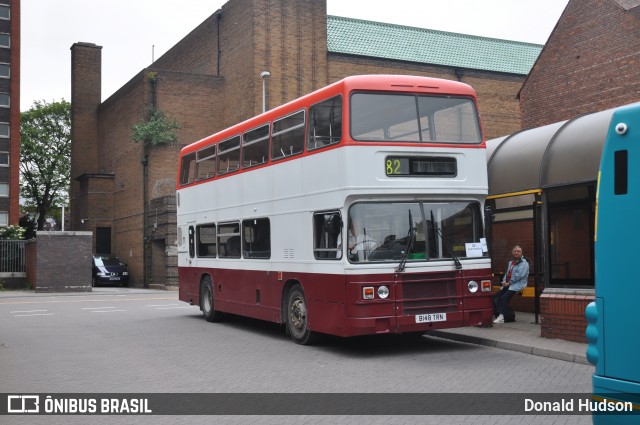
0;288;589;365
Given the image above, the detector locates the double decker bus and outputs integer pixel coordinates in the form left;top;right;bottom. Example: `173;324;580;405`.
586;103;640;422
177;75;494;344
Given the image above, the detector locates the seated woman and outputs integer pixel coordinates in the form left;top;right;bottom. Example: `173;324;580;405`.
493;245;529;324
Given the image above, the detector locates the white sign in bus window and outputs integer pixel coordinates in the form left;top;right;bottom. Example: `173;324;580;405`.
465;242;484;257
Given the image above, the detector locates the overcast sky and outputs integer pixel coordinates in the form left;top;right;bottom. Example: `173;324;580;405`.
21;0;570;111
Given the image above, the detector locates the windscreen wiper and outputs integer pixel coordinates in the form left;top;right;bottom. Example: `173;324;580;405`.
396;211;416;273
431;211;462;270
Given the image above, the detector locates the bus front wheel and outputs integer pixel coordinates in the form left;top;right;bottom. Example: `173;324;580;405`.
201;276;223;322
286;285;317;345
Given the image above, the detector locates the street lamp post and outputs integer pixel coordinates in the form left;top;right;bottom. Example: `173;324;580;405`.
260;71;270;113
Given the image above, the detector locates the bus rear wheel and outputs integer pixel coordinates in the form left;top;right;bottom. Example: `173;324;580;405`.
201;276;223;322
286;285;317;345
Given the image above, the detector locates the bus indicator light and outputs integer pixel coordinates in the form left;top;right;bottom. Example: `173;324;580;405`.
277;271;283;281
363;287;375;300
481;280;492;292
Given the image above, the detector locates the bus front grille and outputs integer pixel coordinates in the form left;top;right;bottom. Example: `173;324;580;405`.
400;272;459;315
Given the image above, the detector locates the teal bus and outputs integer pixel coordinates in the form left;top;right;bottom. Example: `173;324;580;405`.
586;102;640;423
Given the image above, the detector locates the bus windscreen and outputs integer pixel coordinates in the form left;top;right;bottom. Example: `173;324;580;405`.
350;93;482;144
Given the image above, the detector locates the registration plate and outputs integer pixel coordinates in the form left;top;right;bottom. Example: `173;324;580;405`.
415;313;447;323
109;277;121;281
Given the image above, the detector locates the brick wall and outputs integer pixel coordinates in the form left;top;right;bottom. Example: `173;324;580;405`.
520;0;640;129
70;43;102;230
8;0;20;224
31;232;93;292
540;292;595;342
94;70;223;286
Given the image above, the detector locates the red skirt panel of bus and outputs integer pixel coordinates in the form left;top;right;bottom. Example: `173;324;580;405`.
178;267;493;337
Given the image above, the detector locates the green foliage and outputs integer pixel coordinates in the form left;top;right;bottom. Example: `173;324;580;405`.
20;100;71;231
0;224;25;240
19;215;37;239
131;108;180;147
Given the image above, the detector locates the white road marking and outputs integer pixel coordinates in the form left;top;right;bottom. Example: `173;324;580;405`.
10;309;48;313
90;310;126;313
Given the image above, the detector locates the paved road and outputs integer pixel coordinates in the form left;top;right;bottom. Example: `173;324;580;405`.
0;288;593;425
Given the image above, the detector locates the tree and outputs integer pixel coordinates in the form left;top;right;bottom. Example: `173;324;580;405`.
20;100;71;230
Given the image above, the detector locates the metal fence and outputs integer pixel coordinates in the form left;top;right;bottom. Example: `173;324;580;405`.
0;240;27;273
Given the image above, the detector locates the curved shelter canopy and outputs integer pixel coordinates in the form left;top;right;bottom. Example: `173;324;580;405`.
485;105;633;196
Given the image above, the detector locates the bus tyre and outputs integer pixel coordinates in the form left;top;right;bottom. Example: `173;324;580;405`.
201;276;223;322
286;286;317;345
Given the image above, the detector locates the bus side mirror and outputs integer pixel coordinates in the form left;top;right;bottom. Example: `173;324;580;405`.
484;205;493;253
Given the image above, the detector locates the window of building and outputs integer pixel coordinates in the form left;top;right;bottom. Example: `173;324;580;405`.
0;33;9;48
313;211;342;260
0;152;8;166
0;63;9;79
0;211;7;226
0;5;9;20
547;184;595;287
0;123;9;138
0;93;9;108
196;223;217;257
271;110;305;160
0;182;7;197
218;222;241;258
196;144;216;181
242;124;270;169
308;95;342;151
242;218;270;258
217;135;241;175
179;152;196;185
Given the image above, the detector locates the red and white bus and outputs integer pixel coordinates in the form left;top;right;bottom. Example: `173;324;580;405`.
177;75;494;344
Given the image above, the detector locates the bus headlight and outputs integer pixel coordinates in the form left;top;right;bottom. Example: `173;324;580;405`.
467;280;479;293
377;285;390;299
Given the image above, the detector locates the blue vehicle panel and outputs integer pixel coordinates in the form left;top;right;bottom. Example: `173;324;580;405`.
587;103;640;423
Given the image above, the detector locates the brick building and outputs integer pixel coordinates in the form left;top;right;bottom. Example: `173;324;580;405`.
0;0;19;227
70;0;540;288
488;0;640;341
520;0;640;129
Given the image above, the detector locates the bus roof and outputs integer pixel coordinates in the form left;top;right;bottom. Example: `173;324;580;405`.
180;74;478;155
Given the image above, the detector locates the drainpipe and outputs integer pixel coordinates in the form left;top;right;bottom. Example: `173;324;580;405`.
142;73;157;287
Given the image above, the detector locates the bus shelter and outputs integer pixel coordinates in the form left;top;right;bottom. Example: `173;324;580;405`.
485;105;634;341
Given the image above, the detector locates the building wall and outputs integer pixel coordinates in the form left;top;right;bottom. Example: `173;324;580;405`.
516;0;640;341
0;0;20;225
520;0;640;129
7;0;19;224
70;43;102;230
30;232;93;292
91;70;223;286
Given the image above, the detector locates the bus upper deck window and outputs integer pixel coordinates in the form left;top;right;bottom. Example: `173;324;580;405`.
180;153;196;185
308;95;342;151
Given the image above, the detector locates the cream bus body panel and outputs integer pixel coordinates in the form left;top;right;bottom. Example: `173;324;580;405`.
177;144;488;269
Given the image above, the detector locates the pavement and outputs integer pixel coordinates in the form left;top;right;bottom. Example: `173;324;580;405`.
0;289;588;365
428;311;590;365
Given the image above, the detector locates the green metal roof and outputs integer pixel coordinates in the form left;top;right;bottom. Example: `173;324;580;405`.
327;16;542;75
